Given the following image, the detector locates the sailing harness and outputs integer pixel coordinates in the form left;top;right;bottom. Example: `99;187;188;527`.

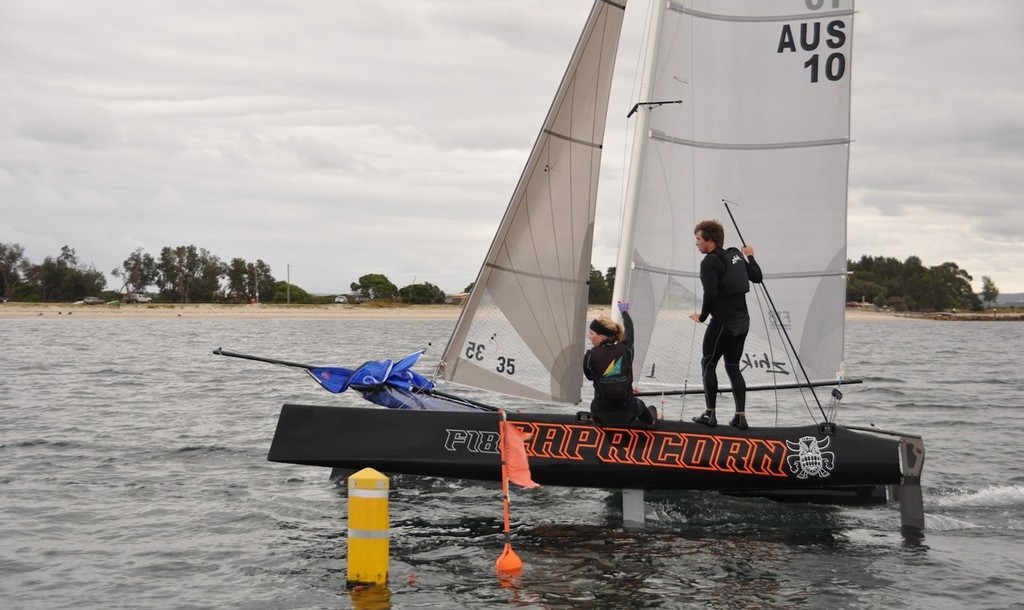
715;246;751;297
703;246;755;336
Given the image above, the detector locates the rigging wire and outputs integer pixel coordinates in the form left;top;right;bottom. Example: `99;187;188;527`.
722;199;829;422
748;286;785;427
676;7;699;422
750;284;821;426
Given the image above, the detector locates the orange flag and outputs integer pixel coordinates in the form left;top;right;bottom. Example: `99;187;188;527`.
500;421;539;489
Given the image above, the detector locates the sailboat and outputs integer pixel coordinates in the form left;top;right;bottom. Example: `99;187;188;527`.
262;0;926;529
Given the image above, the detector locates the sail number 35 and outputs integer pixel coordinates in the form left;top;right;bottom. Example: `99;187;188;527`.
464;342;516;375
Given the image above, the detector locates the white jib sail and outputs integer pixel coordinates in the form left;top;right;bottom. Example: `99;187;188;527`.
617;0;855;392
438;0;627;404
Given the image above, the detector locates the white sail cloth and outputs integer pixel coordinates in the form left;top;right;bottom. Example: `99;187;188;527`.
438;0;627;403
439;0;855;404
619;0;855;391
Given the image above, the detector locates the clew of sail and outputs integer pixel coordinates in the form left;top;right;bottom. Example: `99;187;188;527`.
438;0;627;404
615;0;856;392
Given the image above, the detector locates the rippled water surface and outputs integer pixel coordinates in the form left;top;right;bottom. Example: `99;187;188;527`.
1;316;1022;608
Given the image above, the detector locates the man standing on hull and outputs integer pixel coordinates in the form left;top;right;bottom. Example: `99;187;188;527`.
689;219;763;430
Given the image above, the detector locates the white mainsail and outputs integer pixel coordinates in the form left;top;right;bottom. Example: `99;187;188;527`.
616;0;856;392
438;0;627;404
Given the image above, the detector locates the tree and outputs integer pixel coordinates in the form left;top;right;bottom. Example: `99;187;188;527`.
195;255;227;302
251;259;275;302
398;282;446;304
28;246;107;302
351;273;397;300
224;258;251;302
846;273;886;304
981;276;999;308
588;266;611;304
271;280;314;303
929;262;981;311
156;245;224;303
0;242;29;299
113;248;158;295
884;295;910;311
850;255;907;302
848;255;985;311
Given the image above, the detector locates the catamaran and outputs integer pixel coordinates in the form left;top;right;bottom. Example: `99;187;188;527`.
229;0;925;529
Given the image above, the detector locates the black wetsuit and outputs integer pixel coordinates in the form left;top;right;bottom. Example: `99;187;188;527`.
697;247;764;411
583;311;654;426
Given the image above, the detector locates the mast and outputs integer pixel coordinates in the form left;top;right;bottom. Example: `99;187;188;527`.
611;0;666;321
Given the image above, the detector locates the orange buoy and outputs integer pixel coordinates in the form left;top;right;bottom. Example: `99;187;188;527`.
495;542;522;575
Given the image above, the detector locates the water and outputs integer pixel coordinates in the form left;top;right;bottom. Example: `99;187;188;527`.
1;316;1022;609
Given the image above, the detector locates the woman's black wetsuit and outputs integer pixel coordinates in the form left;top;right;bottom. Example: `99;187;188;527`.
583;311;654;426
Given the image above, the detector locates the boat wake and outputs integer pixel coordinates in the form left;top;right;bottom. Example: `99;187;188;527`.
919;485;1024;532
932;485;1024;508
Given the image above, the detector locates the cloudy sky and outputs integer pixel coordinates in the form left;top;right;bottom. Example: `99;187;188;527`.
2;0;1022;295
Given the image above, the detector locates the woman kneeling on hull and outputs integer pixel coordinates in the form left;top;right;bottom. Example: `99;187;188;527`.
583;301;657;428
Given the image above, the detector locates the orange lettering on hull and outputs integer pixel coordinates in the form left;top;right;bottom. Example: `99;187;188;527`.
513;422;789;479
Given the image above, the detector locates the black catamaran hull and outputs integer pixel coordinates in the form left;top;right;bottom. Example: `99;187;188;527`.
268;404;922;501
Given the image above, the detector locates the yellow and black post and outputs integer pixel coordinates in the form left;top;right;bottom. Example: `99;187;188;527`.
346;467;389;588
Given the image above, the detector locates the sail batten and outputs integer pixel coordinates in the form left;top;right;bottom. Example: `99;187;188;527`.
542;129;604;149
483;262;588;285
631;262;846;281
650;130;851;150
669;5;854;24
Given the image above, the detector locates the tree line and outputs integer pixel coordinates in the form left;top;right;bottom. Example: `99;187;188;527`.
847;255;999;311
587;256;1003;312
0;242;1002;310
0;242;449;305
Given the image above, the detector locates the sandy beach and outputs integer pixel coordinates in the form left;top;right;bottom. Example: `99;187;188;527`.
0;301;907;321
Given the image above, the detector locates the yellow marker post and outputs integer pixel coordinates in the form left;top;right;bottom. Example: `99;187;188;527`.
347;468;389;588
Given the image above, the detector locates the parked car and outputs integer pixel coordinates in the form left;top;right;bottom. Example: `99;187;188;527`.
334;295;348;303
83;297;104;305
124;293;152;304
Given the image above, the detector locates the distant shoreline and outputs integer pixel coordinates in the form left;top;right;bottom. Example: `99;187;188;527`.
0;302;928;321
4;301;1019;321
0;302;464;320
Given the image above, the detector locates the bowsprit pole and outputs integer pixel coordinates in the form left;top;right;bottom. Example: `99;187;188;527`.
213;346;358;394
213;347;315;370
722;199;828;421
494;410;523;579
